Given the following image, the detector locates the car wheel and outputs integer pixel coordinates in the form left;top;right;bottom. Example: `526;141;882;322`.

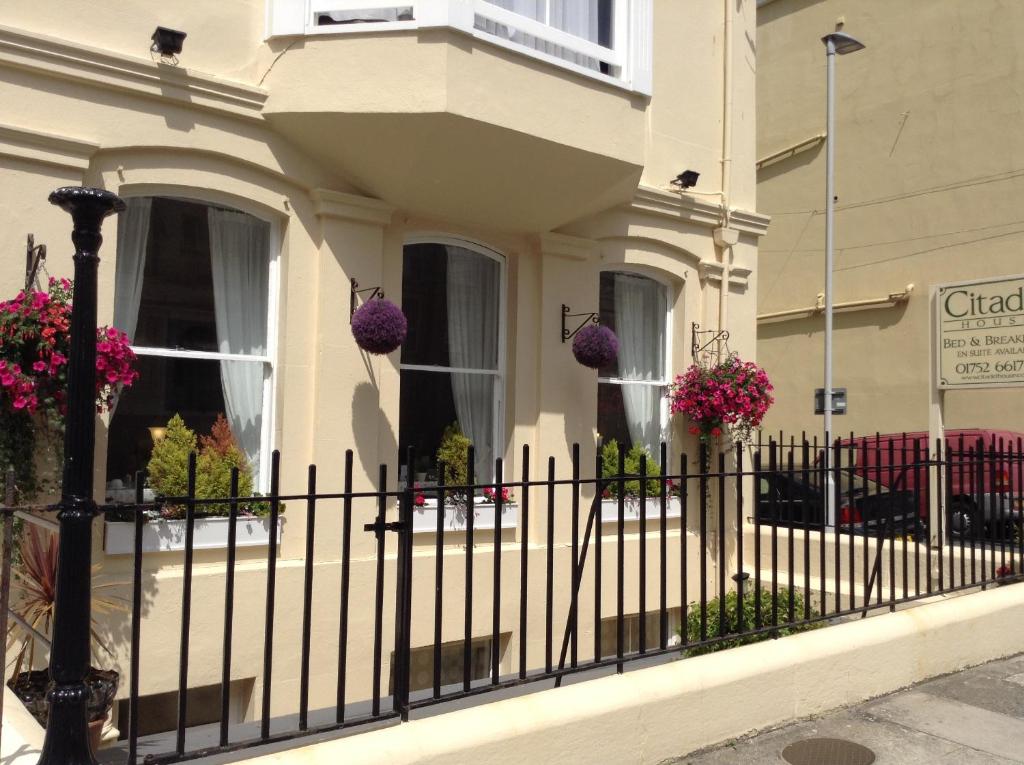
950;499;976;539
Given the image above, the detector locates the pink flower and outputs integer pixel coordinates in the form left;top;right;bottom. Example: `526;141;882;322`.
32;360;46;372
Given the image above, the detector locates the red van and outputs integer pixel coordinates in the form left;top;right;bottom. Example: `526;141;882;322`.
834;430;1023;539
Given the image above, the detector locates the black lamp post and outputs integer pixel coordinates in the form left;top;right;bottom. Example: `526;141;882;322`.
37;187;124;765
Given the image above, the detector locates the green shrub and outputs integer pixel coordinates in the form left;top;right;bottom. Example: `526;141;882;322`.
680;587;823;656
600;439;662;498
436;422;471;491
147;414;267;518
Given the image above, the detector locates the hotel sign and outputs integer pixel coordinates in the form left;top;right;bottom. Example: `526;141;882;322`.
937;274;1024;388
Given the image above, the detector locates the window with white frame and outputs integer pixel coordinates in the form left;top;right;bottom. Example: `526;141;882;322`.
597;271;669;458
398;240;504;484
267;1;651;94
105;197;275;492
475;0;615;73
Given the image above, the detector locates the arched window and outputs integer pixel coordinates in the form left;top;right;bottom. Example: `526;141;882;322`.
597;271;670;458
105;196;276;494
399;239;504;483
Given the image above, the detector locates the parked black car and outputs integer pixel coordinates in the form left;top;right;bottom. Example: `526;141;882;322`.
755;469;922;538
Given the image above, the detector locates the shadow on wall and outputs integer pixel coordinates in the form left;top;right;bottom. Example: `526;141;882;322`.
352;380;397;477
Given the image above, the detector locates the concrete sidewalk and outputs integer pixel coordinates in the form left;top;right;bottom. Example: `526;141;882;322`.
674;652;1024;764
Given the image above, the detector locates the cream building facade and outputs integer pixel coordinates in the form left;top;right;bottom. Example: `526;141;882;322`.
0;0;766;743
757;0;1024;438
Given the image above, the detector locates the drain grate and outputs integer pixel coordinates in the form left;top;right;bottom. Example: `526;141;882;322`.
781;738;876;765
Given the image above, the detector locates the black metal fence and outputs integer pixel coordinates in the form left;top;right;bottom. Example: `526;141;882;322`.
7;434;1014;763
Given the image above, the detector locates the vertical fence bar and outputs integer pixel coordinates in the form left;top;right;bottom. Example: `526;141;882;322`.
571;444;580;667
832;440;841;616
753;448;762;630
769;440;778;629
128;475;145;762
802;439;811;619
617;446;625;671
492;457;503;684
176;452;198;754
595;448;603;661
699;442;709;641
913;439;923;597
991;440;1002;579
336;450;353;723
933;439;942;593
260;451;282;738
371;463;387;716
785;446;796;622
846;438;856;610
299;465;317;731
519;446;530;679
545;456;554;675
393;447;415;721
735;443;745;633
717;450;726;636
816;435;826;612
464;446;476;692
680;453;690;644
1017;438;1024;574
659;441;668;650
899;437;909;601
639;453;648;652
433;460;446;698
887;438;896;608
975;438;985;585
219;469;239;746
0;477;12;752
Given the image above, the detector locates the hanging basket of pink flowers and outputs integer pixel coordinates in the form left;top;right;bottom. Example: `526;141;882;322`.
667;354;774;444
0;277;139;499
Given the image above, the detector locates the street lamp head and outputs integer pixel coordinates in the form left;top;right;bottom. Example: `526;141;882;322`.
822;31;865;55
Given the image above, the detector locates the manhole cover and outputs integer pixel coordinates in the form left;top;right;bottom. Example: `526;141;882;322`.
781;738;875;765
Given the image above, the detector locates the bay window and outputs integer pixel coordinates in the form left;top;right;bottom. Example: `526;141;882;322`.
105;197;275;493
597;271;669;458
398;240;504;483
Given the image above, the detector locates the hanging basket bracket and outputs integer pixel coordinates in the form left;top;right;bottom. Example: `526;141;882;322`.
350;278;384;323
561;304;598;343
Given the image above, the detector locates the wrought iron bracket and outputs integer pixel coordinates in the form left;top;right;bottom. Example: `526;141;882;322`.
561;304;598;343
25;234;46;290
350;278;384;322
363;518;407;535
691;321;730;359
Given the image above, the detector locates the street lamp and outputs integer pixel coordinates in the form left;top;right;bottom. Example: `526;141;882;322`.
822;31;865;525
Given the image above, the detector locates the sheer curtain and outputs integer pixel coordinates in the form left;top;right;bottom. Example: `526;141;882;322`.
208;208;270;478
480;0;601;69
446;246;500;479
113;197;152;343
614;273;666;458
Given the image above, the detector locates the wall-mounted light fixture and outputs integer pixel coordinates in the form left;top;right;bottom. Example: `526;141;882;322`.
670;170;700;190
151;27;187;56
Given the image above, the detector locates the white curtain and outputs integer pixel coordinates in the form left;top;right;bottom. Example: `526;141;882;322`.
479;0;601;69
208;208;270;478
113;197;152;343
614;273;666;458
446;247;500;479
320;7;413;24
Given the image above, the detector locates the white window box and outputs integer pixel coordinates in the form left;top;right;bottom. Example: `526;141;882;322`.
103;516;284;556
600;496;682;525
411;501;518;534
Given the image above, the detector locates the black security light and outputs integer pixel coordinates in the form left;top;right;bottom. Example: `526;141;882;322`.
671;170;700;190
151;27;187;56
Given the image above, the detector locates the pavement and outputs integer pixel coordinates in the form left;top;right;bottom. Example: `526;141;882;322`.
673;652;1024;764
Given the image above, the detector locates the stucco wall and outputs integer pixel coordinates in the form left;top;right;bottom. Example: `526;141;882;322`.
756;0;1024;436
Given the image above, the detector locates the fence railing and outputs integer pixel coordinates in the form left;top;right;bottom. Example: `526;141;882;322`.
7;434;1010;763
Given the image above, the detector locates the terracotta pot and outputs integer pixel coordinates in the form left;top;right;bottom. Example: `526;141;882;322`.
88;716;104;754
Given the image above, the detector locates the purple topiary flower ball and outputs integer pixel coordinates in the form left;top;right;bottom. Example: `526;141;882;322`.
352;298;407;355
572;324;619;369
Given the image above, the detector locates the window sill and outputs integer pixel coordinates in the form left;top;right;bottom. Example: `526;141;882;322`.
412;502;518;534
599;497;682;524
103;516;285;555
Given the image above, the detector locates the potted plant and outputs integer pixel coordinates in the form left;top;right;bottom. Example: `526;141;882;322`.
5;525;123;752
103;414;279;554
598;439;682;523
